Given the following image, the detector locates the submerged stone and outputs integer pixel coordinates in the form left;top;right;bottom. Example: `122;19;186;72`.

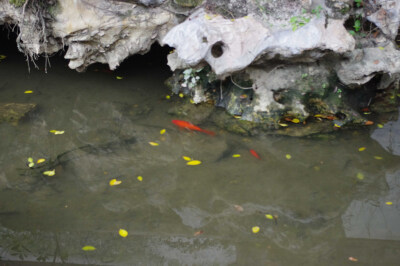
0;103;36;125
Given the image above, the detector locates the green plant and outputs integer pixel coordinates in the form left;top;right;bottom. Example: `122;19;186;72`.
290;16;311;31
9;0;26;7
354;19;361;31
311;5;323;18
354;0;362;8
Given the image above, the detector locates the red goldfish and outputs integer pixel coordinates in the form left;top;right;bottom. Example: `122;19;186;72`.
249;149;261;159
172;120;215;136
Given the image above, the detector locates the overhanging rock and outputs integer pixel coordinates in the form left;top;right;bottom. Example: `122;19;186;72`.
162;8;355;76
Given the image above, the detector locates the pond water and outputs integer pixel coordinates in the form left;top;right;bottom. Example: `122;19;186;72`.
1;38;400;266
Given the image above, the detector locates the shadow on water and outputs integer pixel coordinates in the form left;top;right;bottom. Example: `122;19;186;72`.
1;26;400;265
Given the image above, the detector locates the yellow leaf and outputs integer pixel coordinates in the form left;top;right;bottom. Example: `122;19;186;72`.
334;123;341;128
232;154;241;158
179;93;184;98
279;123;288;127
28;157;34;163
109;179;122;186
292;118;300;123
187;160;202;166
285;154;291;159
190;99;195;104
24;90;33;94
82;245;96;251
149;142;159;146
28;162;35;168
204;14;212;20
116;76;123;79
378;46;384;50
356;173;364;180
234;115;241;119
43;169;55;176
165;95;171;100
182;156;192;161
37;158;46;164
244;16;249;19
385;201;393;205
137;176;143;182
160;129;166;135
0;55;6;60
252;226;260;233
314;114;323;118
358;147;366;151
374;156;383;160
119;229;128;237
377;124;383;128
265;214;274;220
50;130;64;135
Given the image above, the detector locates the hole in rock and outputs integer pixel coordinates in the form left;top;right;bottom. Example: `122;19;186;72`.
211;41;224;58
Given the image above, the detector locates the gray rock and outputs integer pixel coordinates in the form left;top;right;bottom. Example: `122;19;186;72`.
366;0;400;40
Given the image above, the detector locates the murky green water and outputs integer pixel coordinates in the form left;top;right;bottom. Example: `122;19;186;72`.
1;45;400;265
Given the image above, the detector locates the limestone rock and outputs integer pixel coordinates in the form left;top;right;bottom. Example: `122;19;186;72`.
0;103;36;124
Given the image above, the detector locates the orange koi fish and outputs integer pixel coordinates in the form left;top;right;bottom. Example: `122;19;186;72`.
249;149;261;159
172;120;215;136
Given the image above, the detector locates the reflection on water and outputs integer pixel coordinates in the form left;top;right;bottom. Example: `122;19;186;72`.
0;51;400;265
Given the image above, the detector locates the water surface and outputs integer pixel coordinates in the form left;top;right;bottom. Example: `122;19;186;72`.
0;43;400;265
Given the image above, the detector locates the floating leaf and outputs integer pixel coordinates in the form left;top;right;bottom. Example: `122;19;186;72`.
179;93;184;98
291;118;300;123
82;246;96;251
190;99;195;104
374;156;383;160
265;214;274;220
252;226;260;234
234;115;241;119
27;157;34;167
182;156;192;161
363;112;371;115
50;130;65;135
232;154;241;158
24;90;33;94
348;257;358;262
109;179;122;186
149;142;159;146
28;162;35;168
377;124;383;128
160;129;166;135
28;157;34;163
358;147;366;152
37;158;46;164
165;95;171;100
194;230;204;236
234;205;244;212
334;123;341;128
137;176;143;182
385;201;393;205
43;169;55;176
279;123;288;127
356;173;364;180
187;160;202;166
119;229;128;238
116;76;123;80
285;154;291;159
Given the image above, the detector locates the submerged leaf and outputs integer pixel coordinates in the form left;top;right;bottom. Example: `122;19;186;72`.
252;226;260;233
356;173;364;180
232;154;241;158
137;176;143;182
50;130;65;135
165;95;171;100
148;142;159;146
109;179;122;186
194;230;204;236
43;169;55;176
24;90;33;94
160;129;166;135
82;246;96;251
116;76;123;80
279;123;288;127
119;229;128;237
234;205;244;212
358;147;366;152
37;158;46;164
285;154;292;159
182;156;192;161
179;93;184;98
28;157;34;163
374;156;383;160
0;55;6;60
291;118;300;123
348;257;358;262
385;201;393;205
377;124;384;128
187;160;202;166
28;162;35;168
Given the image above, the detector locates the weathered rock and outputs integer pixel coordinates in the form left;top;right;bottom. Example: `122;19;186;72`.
366;0;400;40
337;44;400;86
163;8;355;76
0;103;36;124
